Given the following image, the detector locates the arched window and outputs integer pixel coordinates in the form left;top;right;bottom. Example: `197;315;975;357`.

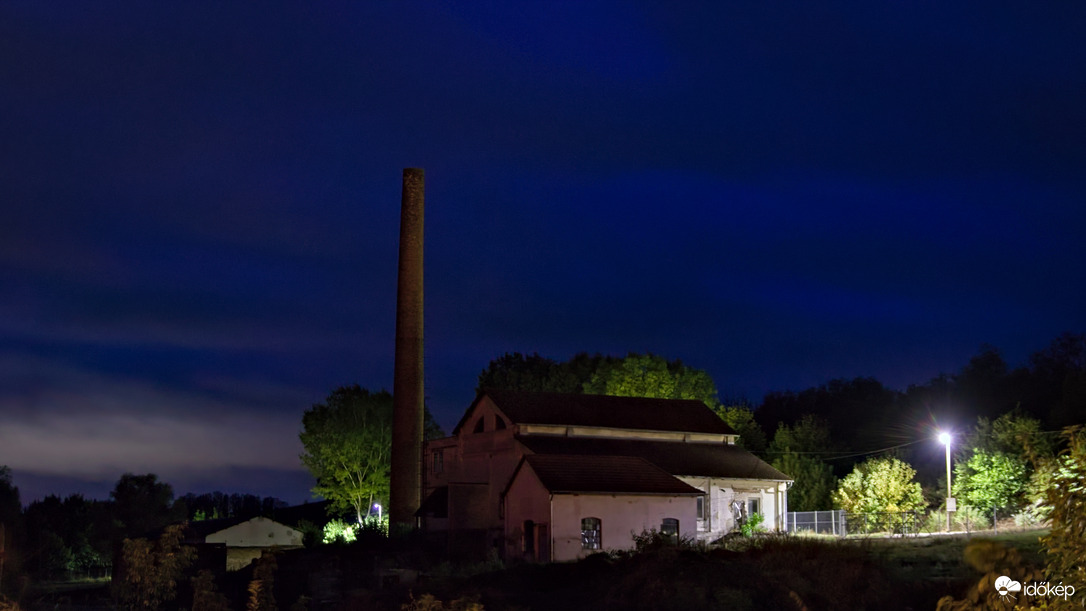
581;517;601;550
473;416;486;433
661;518;679;545
494;416;507;430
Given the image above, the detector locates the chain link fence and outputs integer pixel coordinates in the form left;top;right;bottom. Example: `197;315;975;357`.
785;510;925;536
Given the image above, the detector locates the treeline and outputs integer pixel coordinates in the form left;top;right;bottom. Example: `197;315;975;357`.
0;470;288;586
477;331;1086;514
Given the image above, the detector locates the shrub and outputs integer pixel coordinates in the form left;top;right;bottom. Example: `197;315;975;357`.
630;528;697;553
923;506;991;533
739;512;765;537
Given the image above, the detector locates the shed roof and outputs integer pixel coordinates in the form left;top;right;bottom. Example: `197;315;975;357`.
459;389;736;435
517;454;703;495
517;436;791;481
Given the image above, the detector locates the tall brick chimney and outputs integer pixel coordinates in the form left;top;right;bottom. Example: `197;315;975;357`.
389;168;424;531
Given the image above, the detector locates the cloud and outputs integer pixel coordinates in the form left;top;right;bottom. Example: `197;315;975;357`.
0;353;306;483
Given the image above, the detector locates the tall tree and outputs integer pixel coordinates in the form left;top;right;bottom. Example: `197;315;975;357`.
1028;332;1086;427
476;351;618;394
583;352;721;408
111;473;181;539
768;416;836;511
713;404;767;454
299;386;443;524
476;352;580;394
0;466;21;596
953;449;1027;514
300;386;393;525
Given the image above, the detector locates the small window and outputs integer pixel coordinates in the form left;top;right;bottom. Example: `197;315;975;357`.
661;518;679;545
581;517;601;550
473;417;486;433
432;449;444;474
748;498;760;516
495;416;507;430
696;496;706;520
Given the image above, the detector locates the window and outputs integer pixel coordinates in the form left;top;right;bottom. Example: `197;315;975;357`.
495;416;507;430
748;498;760;516
432;449;444;474
581;517;601;550
473;417;486;433
696;496;706;520
661;518;679;545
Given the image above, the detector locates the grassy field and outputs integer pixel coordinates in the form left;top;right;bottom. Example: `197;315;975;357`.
402;529;1051;611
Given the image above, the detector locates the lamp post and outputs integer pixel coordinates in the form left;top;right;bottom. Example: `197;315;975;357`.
374;503;382;521
938;432;953;532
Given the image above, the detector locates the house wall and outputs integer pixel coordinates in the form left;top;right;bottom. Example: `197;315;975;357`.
550;494;697;562
677;477;789;541
438;397;523;534
502;462;552;561
204;517;303;548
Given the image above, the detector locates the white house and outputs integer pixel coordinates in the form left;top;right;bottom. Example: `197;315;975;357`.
419;390;792;561
187;516;304;571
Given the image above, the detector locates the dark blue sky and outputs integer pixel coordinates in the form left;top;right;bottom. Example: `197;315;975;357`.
3;1;1084;504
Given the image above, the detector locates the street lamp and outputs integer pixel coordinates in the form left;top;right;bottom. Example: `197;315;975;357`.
938;432;953;532
374;503;382;521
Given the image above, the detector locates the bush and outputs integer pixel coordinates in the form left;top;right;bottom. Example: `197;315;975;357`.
923;506;991;533
630;528;697;554
739;512;765;537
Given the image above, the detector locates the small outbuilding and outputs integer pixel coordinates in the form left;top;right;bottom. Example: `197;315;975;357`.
186;516;304;571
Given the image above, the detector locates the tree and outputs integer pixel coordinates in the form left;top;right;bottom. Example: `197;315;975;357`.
768;416;836;511
583;353;720;408
111;473;182;539
833;456;925;515
246;551;278;611
953;449;1027;514
713;404;766;454
1042;426;1086;591
192;570;231;611
112;525;196;610
300;385;443;524
0;466;20;596
300;386;393;525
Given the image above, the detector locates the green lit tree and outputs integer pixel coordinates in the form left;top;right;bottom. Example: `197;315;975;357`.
583;352;720;408
299;385;443;525
300;386;393;525
833;456;924;515
953;449;1027;514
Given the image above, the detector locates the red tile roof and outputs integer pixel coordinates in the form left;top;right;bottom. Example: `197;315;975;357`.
517;436;791;481
460;390;737;435
518;454;704;495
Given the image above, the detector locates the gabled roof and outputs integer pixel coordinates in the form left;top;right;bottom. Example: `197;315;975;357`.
183;516;253;541
457;389;737;435
514;454;703;495
517;436;791;481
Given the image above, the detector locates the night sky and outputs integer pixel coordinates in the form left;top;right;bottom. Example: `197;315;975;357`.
3;2;1084;505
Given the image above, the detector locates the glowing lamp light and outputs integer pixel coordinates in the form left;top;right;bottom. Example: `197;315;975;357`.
938;432;952;446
